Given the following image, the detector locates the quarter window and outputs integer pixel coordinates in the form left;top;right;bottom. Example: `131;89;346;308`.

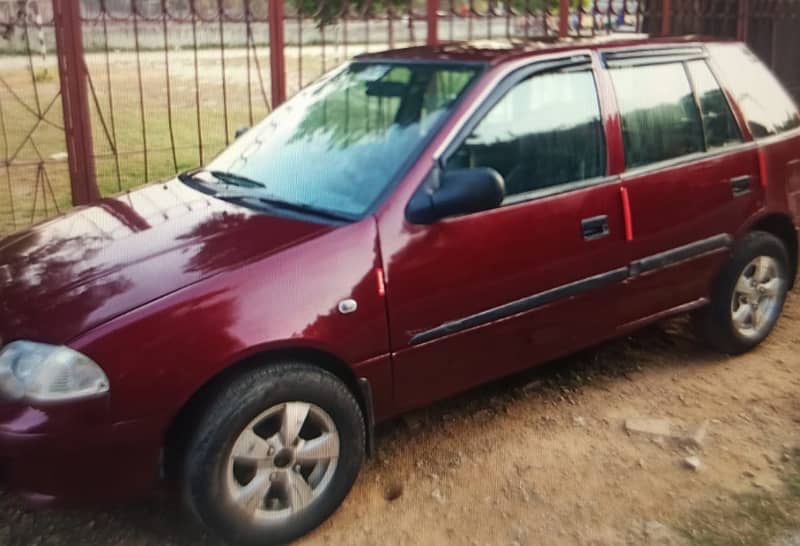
447;70;606;199
708;43;800;138
611;63;705;169
686;60;743;150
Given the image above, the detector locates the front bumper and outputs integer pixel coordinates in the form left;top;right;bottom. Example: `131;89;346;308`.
0;396;164;507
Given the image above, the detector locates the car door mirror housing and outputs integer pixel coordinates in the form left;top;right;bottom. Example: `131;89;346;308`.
407;167;505;224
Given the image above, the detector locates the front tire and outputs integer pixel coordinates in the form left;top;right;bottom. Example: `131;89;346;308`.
696;230;790;354
182;362;365;546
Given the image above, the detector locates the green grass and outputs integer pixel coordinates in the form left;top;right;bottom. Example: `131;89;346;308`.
678;458;800;546
0;51;329;235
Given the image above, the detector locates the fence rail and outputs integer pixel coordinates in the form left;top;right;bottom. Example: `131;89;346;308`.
1;0;798;234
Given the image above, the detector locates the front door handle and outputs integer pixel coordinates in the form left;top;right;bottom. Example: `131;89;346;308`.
581;215;610;240
730;175;753;197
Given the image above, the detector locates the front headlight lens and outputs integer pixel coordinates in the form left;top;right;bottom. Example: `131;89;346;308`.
0;341;109;402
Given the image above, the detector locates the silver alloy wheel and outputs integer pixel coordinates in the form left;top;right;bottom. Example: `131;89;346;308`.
225;402;340;523
730;255;784;339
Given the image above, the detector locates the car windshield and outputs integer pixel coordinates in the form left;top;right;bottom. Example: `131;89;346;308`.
202;61;481;219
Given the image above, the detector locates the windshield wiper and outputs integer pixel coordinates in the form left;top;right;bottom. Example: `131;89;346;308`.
178;169;266;193
207;170;267;189
217;194;354;223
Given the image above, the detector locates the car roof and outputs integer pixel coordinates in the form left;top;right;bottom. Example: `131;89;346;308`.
355;34;735;65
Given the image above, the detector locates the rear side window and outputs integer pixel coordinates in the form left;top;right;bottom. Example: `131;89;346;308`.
447;70;606;199
685;60;742;150
610;63;705;169
708;43;800;138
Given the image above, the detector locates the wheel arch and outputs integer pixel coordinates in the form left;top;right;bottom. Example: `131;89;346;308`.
162;346;374;482
745;212;798;287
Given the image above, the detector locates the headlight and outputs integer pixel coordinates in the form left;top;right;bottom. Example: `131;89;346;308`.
0;341;109;402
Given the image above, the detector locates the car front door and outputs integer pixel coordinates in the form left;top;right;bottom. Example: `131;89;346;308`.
378;57;631;412
602;51;762;325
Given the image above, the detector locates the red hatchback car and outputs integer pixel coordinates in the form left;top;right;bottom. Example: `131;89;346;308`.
2;36;800;545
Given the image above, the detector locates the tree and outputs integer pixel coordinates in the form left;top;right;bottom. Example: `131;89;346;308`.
292;0;420;27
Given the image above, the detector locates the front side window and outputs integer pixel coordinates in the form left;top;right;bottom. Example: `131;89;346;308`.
686;60;743;150
447;70;606;199
708;43;800;138
204;62;480;218
610;63;705;169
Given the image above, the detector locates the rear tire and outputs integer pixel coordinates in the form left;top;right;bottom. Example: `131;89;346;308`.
695;231;790;354
182;362;365;546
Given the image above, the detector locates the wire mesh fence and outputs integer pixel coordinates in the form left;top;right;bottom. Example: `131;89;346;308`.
0;0;798;235
1;1;67;233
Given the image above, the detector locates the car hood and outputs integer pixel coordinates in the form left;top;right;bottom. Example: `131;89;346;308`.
0;180;333;344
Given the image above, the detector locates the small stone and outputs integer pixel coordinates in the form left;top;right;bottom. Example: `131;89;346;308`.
783;453;792;463
625;418;673;439
683;420;709;449
753;479;772;491
431;488;446;504
511;523;529;542
743;470;756;478
651;436;668;449
638;458;646;469
764;453;777;465
403;413;423;431
683;456;702;471
518;482;532;503
643;520;686;545
522;379;544;394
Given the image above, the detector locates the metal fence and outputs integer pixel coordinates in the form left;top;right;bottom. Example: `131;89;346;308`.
0;0;798;234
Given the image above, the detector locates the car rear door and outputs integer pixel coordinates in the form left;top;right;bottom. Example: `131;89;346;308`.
707;43;800;224
601;47;763;324
377;55;631;412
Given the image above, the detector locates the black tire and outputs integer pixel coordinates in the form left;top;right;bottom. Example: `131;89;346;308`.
695;230;791;354
182;362;365;546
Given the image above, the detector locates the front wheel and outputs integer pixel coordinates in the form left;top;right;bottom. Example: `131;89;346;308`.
182;363;365;546
696;230;790;354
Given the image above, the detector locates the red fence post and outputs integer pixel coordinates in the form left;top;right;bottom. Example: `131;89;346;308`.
559;0;570;37
737;0;750;40
427;0;439;45
268;0;287;107
52;0;99;206
661;0;672;35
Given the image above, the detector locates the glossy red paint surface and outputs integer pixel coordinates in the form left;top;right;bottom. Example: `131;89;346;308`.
1;37;799;507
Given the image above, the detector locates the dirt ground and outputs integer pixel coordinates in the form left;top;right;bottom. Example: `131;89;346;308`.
3;291;800;546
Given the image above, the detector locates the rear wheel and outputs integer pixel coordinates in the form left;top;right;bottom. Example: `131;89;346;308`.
696;231;790;354
182;362;365;546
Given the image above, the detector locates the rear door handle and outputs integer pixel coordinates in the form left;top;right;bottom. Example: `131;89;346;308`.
581;215;610;240
730;175;753;197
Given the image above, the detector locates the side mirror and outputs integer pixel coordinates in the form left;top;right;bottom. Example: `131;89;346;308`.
407;167;505;224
